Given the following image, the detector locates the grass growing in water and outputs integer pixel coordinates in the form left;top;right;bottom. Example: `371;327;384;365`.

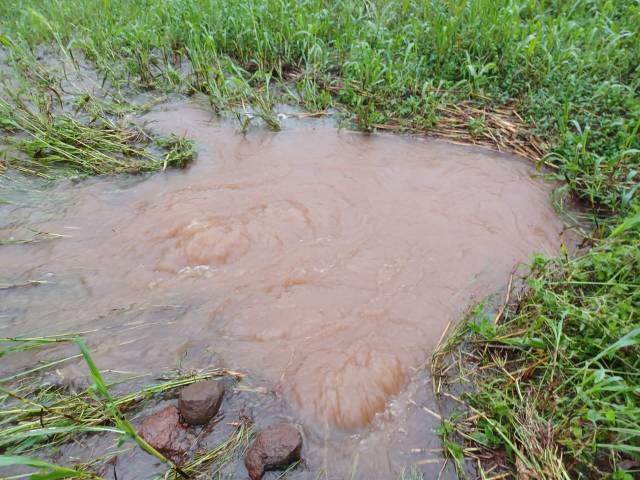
0;335;253;478
0;97;195;177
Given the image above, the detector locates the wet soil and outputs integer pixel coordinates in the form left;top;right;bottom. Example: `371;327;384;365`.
0;99;565;478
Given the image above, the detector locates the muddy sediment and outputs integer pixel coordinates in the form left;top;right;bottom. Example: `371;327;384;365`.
0;99;564;478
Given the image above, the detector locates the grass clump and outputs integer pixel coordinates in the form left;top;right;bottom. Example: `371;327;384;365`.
433;220;640;479
0;97;195;178
155;134;197;170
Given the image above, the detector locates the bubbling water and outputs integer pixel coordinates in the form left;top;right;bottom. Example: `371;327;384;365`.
0;100;564;476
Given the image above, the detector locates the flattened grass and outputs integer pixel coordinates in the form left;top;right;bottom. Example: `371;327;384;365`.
433;222;640;479
0;97;195;177
0;335;253;479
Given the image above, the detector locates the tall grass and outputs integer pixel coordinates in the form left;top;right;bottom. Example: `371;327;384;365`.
1;0;638;212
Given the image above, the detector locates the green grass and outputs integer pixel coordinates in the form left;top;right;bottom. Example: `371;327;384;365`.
0;1;638;478
433;220;640;479
0;455;98;479
0;0;638;213
0;96;195;177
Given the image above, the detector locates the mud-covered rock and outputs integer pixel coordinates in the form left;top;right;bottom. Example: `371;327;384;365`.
244;423;303;480
138;405;194;462
178;379;225;425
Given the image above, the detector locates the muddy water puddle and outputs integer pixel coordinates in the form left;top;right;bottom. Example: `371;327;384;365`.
0;100;564;478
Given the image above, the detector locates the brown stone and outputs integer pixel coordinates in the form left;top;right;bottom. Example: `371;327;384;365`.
244;424;303;480
178;380;225;425
138;405;194;462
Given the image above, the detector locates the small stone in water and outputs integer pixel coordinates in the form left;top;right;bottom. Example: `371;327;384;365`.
138;405;194;462
244;423;303;480
178;379;225;425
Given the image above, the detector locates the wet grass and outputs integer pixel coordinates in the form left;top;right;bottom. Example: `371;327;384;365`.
178;421;253;478
0;335;253;479
0;1;638;478
432;221;640;479
0;96;195;178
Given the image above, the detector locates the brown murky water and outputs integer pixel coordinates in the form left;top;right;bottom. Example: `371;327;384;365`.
0;100;564;478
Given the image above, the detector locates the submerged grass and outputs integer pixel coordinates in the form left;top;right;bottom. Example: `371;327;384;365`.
0;229;64;246
0;96;195;177
0;1;638;478
175;420;253;478
0;335;253;479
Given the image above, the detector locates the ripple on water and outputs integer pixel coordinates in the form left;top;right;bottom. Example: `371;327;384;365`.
0;100;565;478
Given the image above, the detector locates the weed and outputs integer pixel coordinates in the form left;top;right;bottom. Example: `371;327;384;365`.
432;222;640;478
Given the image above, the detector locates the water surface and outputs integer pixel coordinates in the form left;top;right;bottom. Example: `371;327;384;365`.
0;100;563;478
